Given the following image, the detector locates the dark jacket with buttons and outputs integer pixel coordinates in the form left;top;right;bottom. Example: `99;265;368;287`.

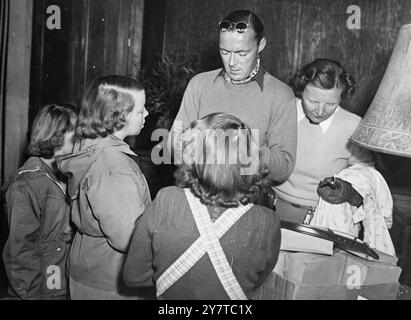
2;157;73;299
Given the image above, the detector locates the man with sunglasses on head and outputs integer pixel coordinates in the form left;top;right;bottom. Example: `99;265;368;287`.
170;10;297;185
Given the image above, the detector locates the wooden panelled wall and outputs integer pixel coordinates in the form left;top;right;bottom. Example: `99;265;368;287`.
0;0;33;294
0;0;9;185
1;0;33;185
163;0;411;115
30;0;144;126
158;0;411;188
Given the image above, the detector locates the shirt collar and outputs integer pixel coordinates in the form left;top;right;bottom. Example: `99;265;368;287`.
296;98;340;134
214;63;265;92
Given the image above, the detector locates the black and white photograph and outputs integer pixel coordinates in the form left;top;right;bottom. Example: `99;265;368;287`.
1;0;411;308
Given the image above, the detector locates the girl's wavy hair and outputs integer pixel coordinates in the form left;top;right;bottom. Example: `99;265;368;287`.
174;112;271;208
28;104;78;159
290;58;356;100
76;75;144;139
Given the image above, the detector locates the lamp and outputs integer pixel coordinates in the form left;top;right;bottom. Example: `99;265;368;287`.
351;23;411;157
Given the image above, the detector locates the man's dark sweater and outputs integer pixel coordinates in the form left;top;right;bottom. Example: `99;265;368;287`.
122;186;281;300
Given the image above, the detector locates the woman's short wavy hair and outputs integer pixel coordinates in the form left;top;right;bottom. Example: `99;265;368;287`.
175;112;271;208
28;104;78;159
76;75;144;139
290;58;356;100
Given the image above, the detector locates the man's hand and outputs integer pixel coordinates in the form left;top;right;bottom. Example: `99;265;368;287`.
317;177;363;207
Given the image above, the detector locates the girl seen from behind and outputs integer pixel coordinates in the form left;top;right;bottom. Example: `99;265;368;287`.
123;112;281;300
2;104;77;300
57;75;151;300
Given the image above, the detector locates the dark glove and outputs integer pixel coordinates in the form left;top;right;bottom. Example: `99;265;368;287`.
256;188;277;211
317;177;363;207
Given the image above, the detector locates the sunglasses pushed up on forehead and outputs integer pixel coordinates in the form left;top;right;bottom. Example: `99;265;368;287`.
218;20;254;33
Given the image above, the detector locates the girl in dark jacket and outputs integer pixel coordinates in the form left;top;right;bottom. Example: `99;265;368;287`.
2;104;77;299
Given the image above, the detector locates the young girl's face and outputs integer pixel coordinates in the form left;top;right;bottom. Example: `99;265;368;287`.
55;130;76;156
124;90;148;137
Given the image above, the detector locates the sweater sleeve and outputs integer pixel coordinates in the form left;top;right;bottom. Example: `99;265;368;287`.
172;76;201;133
168;76;201;158
262;93;298;184
2;181;42;299
345;113;374;167
347;141;374;167
122;198;156;287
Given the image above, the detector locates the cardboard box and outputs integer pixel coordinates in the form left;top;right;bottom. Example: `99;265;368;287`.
339;250;402;286
275;251;346;285
274;250;401;286
254;272;400;300
254;250;402;299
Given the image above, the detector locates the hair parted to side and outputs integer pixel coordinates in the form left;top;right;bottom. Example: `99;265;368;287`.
290;58;356;100
175;112;271;208
76;75;144;139
28;104;78;159
221;10;265;43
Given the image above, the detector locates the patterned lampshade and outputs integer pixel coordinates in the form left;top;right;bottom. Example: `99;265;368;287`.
351;24;411;157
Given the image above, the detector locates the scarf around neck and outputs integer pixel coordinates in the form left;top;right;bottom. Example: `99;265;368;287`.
223;58;261;85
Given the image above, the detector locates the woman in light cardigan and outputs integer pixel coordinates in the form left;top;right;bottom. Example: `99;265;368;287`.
274;58;374;224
